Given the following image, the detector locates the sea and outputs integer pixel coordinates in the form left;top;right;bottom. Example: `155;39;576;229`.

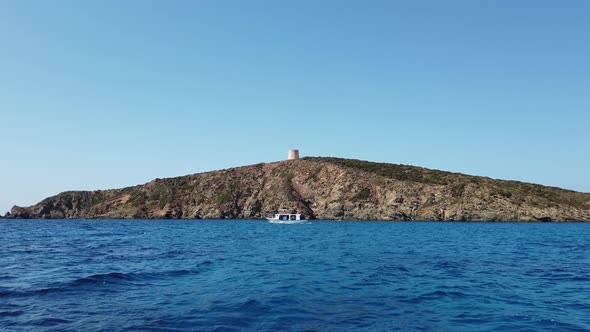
0;219;589;332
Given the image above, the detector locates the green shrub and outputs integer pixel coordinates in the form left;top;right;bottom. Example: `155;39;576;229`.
159;194;173;209
129;190;147;207
216;192;232;205
450;182;466;197
352;188;371;201
149;189;162;201
91;192;107;205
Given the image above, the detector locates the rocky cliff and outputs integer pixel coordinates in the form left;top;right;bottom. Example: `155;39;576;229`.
7;157;590;221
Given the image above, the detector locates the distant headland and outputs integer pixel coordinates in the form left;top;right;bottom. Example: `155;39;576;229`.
4;152;590;221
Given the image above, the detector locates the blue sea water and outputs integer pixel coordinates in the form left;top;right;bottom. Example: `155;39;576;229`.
0;220;589;332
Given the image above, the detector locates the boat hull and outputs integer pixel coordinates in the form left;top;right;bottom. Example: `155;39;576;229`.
266;218;305;224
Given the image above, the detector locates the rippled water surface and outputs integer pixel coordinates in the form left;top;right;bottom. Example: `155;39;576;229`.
1;220;589;331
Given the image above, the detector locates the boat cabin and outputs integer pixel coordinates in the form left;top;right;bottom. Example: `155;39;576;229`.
269;213;305;221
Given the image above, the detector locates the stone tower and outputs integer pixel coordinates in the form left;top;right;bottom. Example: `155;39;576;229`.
288;149;300;160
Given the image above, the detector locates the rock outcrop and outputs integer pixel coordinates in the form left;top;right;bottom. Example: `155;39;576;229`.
7;157;590;221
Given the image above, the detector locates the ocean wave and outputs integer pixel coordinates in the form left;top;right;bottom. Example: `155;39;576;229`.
0;268;203;299
0;289;18;298
30;317;71;327
403;289;469;304
64;268;204;287
0;310;24;317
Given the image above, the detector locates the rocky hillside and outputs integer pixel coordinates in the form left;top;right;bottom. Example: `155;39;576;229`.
6;157;590;221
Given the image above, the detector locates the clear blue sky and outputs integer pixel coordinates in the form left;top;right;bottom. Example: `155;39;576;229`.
1;1;589;214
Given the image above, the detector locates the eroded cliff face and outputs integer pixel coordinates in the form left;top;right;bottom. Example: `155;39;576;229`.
7;157;590;221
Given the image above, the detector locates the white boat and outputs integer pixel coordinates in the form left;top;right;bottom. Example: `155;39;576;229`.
266;213;305;223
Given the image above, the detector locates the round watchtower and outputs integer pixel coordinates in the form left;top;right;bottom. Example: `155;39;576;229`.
288;149;300;160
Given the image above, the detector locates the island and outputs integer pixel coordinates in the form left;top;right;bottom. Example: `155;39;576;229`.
6;157;590;221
